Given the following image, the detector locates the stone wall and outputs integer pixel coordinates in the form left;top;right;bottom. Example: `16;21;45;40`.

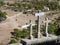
8;43;22;45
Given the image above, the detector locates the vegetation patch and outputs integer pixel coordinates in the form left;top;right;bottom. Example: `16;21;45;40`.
0;10;7;22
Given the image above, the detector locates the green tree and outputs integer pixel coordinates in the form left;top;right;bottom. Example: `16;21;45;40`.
9;39;17;44
7;2;9;5
27;4;33;9
14;2;21;7
22;29;29;37
48;23;55;34
0;1;5;6
42;23;56;34
32;25;37;30
54;17;60;35
34;2;44;10
12;28;29;39
22;3;28;8
32;25;38;37
13;28;21;40
0;11;7;22
43;1;60;10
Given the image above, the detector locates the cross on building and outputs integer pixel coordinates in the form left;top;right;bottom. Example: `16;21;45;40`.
29;20;33;40
44;17;51;37
35;11;44;38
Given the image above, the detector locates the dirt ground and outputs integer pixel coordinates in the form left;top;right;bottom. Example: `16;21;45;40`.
0;11;45;44
0;9;60;44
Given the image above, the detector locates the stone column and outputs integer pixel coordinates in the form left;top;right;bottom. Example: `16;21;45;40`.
35;11;44;38
30;20;33;40
45;17;48;37
38;16;41;38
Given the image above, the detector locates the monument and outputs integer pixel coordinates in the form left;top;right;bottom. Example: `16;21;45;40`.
35;11;44;38
43;17;51;37
29;20;33;40
44;17;49;37
21;12;58;45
